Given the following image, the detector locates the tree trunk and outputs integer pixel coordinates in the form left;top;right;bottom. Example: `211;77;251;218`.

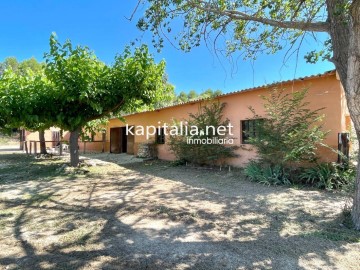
39;129;47;154
347;0;360;230
326;0;350;83
326;0;360;230
69;128;80;167
19;129;24;150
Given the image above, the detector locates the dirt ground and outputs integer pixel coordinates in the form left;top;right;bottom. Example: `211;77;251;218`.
0;150;360;270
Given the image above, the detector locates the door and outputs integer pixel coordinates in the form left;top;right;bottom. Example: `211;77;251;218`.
124;126;134;154
110;128;121;153
110;127;134;154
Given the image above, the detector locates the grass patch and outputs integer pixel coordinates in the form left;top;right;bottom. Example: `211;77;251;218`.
0;153;67;184
300;208;360;243
60;228;93;246
24;192;54;205
302;228;360;243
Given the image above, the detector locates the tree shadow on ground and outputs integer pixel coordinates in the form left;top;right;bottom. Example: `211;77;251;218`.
0;154;358;269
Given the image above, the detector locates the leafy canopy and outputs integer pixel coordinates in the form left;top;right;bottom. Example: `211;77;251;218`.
44;33;170;131
0;57;43;76
136;0;332;60
0;69;55;132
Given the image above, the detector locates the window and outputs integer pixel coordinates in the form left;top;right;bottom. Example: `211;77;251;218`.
156;128;165;144
241;119;263;144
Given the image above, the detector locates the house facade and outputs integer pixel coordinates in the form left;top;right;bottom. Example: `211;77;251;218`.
104;70;349;167
25;70;351;167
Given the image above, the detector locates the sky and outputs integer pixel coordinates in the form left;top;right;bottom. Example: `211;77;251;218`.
0;0;334;94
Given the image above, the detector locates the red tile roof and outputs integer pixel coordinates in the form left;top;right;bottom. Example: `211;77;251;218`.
118;69;336;118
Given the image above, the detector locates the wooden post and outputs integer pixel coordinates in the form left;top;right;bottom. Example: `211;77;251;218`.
102;132;106;153
29;141;32;155
59;141;63;156
34;141;37;155
83;141;86;154
19;129;24;150
24;141;28;155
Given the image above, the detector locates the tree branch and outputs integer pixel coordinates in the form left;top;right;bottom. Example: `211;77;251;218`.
126;0;142;21
189;1;330;33
86;100;125;122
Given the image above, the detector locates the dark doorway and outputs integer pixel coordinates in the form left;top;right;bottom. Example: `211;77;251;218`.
121;127;127;153
110;127;133;154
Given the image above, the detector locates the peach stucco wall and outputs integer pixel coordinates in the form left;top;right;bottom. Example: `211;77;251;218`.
104;72;346;167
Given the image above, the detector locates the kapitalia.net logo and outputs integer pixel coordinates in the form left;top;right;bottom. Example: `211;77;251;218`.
126;121;235;145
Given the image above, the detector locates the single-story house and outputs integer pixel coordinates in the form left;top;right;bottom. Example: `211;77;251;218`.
25;70;352;167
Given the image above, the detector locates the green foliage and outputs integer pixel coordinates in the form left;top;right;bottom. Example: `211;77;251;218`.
44;33;169;132
300;162;356;190
305;39;333;63
244;88;334;189
0;34;171;166
244;161;291;186
175;89;223;104
137;1;326;59
81;118;108;141
245;160;355;190
249;88;326;166
0;57;49;132
177;91;189;103
0;69;55;132
0;57;43;77
168;102;238;165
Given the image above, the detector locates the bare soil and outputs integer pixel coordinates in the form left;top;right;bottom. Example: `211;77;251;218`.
0;151;359;270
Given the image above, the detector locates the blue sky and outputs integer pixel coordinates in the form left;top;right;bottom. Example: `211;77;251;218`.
0;0;334;94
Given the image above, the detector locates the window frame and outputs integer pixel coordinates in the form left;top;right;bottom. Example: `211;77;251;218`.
241;119;263;144
156;127;165;144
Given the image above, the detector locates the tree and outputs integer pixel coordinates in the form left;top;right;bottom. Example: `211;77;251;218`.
0;57;43;76
199;89;222;99
175;89;222;104
177;91;189;103
0;57;19;75
44;34;169;167
0;70;56;154
248;88;326;166
0;57;48;153
135;0;360;229
188;90;198;100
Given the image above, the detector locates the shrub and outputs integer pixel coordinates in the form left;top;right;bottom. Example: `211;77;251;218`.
244;161;291;186
168;101;239;166
243;88;331;188
300;162;356;190
248;88;326;167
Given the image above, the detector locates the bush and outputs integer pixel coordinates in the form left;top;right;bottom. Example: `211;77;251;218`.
248;88;326;166
300;162;356;190
244;161;291;186
168;101;239;165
